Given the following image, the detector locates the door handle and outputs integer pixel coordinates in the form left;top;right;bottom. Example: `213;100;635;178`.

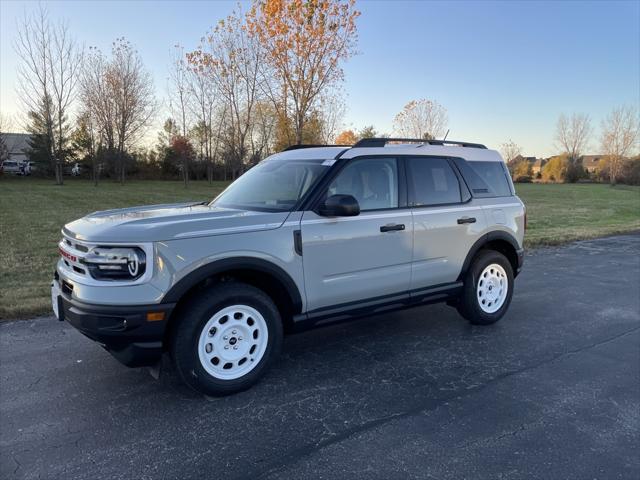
380;223;405;232
457;217;476;225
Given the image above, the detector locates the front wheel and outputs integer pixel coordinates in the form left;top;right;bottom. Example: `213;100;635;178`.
170;281;283;396
456;250;514;325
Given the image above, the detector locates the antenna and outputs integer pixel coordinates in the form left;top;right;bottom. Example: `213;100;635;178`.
443;129;450;141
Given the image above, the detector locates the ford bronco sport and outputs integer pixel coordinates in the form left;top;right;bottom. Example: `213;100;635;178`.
52;138;525;395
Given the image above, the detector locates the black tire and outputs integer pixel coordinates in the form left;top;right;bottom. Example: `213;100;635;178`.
170;281;283;396
456;250;514;325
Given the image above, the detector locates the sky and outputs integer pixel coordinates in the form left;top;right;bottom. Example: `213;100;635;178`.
0;0;638;157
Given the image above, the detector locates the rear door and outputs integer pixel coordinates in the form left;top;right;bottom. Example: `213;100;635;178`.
407;157;487;291
300;157;413;311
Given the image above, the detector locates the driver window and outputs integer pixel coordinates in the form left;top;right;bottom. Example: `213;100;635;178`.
327;158;398;211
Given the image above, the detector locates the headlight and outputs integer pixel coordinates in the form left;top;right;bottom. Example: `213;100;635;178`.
81;246;146;281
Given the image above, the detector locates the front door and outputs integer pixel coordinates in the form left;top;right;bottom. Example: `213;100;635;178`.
301;157;413;312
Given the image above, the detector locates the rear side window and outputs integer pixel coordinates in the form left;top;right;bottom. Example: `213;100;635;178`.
452;159;512;197
407;157;462;206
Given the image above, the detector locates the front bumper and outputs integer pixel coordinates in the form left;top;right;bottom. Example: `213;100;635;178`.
57;283;175;367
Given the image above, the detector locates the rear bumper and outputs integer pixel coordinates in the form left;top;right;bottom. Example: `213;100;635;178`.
59;294;175;367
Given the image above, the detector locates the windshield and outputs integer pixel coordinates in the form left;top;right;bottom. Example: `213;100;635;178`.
212;159;330;212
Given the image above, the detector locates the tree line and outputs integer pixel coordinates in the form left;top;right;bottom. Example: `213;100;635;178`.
501;109;639;186
5;1;362;186
3;1;636;187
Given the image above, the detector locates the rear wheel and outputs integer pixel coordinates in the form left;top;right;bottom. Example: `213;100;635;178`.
456;250;514;325
170;281;282;396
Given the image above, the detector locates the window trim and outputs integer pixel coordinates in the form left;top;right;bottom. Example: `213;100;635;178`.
405;156;471;209
306;155;408;213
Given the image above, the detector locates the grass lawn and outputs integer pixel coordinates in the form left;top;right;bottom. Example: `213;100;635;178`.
515;183;640;246
0;177;229;319
1;177;639;319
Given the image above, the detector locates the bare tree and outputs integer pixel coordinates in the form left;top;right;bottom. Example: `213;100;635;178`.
600;106;639;185
318;92;346;144
168;45;190;137
188;11;263;179
500;139;522;164
555;113;591;162
111;38;156;183
14;5;81;184
186;65;223;183
393;99;448;139
168;44;192;186
80;39;155;183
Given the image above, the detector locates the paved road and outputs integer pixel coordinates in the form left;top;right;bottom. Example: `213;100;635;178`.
1;234;639;480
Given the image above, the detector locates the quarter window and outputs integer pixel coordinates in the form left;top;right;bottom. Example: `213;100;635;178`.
407;157;462;206
451;159;512;197
326;158;398;211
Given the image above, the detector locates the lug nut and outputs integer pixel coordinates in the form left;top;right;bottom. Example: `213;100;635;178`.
224;345;229;350
233;346;238;350
232;330;237;335
223;336;228;340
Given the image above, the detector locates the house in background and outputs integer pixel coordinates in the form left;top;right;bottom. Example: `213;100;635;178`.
531;158;547;175
1;132;31;164
510;155;547;175
579;155;605;174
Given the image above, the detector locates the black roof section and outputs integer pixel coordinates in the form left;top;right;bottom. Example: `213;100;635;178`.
353;138;487;149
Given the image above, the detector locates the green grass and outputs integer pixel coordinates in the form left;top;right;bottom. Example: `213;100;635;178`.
515;183;640;247
0;177;229;319
1;178;638;319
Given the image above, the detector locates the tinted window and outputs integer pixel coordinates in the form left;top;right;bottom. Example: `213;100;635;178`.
327;157;398;211
407;157;462;206
452;159;512;197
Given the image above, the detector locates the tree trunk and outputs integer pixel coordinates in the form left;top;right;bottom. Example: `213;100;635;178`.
119;150;125;184
55;162;64;185
183;155;189;188
295;115;304;145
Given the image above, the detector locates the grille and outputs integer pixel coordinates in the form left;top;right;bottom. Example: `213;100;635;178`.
59;235;90;278
64;237;89;252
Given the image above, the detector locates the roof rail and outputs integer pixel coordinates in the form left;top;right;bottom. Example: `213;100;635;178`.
283;144;351;151
353;138;487;149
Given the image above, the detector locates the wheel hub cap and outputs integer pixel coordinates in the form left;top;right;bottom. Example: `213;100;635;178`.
198;305;268;380
476;263;508;314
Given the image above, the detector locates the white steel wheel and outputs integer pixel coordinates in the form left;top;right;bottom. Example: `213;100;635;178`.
198;305;269;381
476;263;509;313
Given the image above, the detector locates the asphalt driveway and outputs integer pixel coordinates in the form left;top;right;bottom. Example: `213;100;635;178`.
1;234;639;480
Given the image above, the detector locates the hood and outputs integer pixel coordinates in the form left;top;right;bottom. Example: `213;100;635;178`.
63;202;291;243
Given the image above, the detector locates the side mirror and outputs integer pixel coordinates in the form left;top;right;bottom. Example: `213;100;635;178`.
318;194;360;217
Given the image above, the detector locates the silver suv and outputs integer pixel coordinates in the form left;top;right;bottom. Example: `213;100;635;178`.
52;138;525;395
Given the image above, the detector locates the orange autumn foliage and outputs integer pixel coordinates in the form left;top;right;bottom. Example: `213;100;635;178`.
246;0;360;144
335;129;358;145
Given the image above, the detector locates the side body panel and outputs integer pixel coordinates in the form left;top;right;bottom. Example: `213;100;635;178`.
410;200;488;289
476;196;526;248
57;216;306;309
300;209;413;311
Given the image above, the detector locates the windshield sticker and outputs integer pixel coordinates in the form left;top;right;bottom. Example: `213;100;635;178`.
322;159;336;166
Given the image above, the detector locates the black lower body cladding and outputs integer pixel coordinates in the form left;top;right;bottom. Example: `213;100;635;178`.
59;294;174;367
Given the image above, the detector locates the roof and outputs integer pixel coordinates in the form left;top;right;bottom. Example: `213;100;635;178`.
266;143;505;163
1;133;30;154
581;155;604;167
